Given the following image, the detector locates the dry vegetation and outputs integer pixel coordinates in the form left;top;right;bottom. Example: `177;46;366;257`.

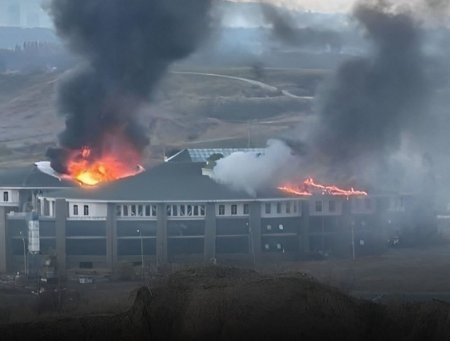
2;266;450;341
0;67;326;167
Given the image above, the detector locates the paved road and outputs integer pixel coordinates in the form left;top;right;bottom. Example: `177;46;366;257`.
172;71;314;100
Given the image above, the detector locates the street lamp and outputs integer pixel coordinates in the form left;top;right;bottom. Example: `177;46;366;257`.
137;228;144;281
19;231;27;277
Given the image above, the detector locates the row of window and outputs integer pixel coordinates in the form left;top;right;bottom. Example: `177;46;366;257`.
314;200;333;213
313;198;373;213
217;204;249;216
73;205;89;216
71;199;374;217
264;201;298;215
167;204;206;217
116;204;158;217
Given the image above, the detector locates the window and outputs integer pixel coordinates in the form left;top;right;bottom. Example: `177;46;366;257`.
193;205;199;216
329;200;336;212
167;205;172;216
265;203;271;214
131;205;136;216
180;205;185;216
187;205;192;216
218;205;225;215
286;201;291;214
276;202;282;214
3;191;8;202
73;205;79;216
231;204;237;215
116;205;122;216
137;205;143;216
123;205;129;216
293;202;298;212
172;205;178;216
243;204;249;215
145;205;151;216
200;205;205;216
315;201;322;212
83;205;89;216
152;205;157;216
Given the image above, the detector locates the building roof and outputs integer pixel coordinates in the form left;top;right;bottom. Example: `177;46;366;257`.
166;148;266;163
44;162;298;202
0;164;73;189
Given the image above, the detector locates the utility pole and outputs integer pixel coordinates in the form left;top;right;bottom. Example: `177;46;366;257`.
137;228;144;282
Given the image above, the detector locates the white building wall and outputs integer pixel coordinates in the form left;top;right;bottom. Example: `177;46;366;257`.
0;189;20;206
68;202;107;219
260;200;302;218
215;203;249;217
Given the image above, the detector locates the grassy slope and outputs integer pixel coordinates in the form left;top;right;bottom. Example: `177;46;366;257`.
0;68;326;167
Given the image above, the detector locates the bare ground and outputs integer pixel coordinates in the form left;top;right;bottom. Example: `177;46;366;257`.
2;267;450;341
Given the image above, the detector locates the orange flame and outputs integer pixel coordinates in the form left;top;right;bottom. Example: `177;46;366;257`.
66;132;144;187
67;149;143;186
279;177;367;197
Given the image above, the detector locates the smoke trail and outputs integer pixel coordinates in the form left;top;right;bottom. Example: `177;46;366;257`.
309;3;430;185
46;0;212;173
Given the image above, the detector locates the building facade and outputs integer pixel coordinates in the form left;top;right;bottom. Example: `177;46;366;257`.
0;155;415;275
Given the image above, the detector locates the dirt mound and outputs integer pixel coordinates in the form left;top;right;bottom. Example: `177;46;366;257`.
1;266;450;340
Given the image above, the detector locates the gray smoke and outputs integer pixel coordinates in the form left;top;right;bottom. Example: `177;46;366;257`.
307;2;431;187
261;4;342;50
212;139;300;196
46;0;212;173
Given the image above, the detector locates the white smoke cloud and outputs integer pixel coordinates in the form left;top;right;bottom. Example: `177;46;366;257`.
211;139;300;196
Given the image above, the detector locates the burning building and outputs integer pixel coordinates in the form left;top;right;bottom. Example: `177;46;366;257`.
0;148;416;275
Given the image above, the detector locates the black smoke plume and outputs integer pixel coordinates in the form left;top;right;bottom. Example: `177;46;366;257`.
308;3;430;186
46;0;212;173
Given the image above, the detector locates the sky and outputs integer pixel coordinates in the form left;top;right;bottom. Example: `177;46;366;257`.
231;0;356;12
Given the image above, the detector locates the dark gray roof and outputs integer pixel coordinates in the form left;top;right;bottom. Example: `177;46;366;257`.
0;165;74;188
46;162;298;202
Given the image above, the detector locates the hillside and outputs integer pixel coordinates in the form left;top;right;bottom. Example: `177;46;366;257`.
0;67;327;167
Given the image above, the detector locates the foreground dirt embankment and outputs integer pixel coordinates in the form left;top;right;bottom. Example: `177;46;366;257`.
1;266;450;341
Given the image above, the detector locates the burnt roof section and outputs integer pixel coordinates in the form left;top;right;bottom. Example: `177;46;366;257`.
0;165;74;188
45;162;299;202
